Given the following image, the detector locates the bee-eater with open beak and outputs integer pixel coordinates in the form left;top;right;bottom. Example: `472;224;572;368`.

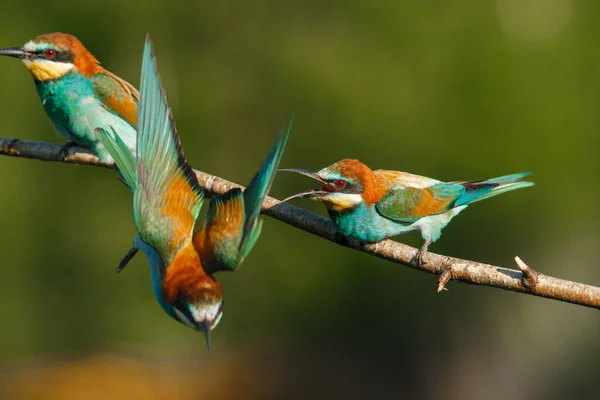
95;35;291;347
0;33;138;163
281;159;533;265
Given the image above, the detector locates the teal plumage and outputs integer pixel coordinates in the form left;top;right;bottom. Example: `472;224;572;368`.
96;35;291;347
282;159;533;265
196;119;292;273
0;32;139;163
36;72;137;162
97;35;218;345
375;172;533;224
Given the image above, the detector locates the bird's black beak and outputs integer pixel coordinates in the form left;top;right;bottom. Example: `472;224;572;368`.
279;168;335;202
198;321;212;350
0;47;29;60
117;246;138;273
280;189;330;202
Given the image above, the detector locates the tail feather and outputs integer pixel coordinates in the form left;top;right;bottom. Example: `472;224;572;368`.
467;181;534;204
481;171;532;185
455;172;533;206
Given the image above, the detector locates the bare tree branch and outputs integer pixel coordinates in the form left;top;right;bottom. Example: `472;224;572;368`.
2;137;599;310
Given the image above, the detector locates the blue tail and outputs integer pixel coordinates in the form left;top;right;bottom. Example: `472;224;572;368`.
454;172;534;207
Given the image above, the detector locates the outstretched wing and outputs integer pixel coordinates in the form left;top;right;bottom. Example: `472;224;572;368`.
194;189;246;273
134;35;203;263
374;171;463;223
91;70;139;127
238;118;292;259
193;119;292;273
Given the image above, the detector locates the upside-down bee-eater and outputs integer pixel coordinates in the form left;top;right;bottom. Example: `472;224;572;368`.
96;35;291;347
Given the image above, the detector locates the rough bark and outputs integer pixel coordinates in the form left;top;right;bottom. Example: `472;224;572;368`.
2;137;599;309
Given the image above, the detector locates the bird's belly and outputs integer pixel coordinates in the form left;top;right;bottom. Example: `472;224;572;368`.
330;208;416;242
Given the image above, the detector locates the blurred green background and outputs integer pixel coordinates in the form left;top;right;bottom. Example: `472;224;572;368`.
0;0;599;399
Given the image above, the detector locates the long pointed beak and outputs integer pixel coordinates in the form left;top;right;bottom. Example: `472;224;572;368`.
279;168;336;202
198;321;212;350
279;168;328;184
0;47;29;59
117;246;138;273
281;189;330;203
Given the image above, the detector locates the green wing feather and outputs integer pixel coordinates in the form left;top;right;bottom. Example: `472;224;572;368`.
377;173;532;223
376;184;465;223
91;71;139;127
196;118;292;273
133;35;203;262
237;118;292;258
95;126;137;190
200;189;245;272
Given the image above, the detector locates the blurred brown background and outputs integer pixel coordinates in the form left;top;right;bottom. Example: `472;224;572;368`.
0;0;598;399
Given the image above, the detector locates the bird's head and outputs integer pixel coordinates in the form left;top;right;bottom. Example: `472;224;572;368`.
171;281;224;349
281;159;384;212
162;254;224;349
0;33;100;82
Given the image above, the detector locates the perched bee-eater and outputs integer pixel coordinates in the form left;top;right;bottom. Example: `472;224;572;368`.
96;35;291;347
0;33;137;163
281;159;533;265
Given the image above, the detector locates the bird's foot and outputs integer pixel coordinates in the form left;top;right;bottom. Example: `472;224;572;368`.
59;141;79;161
412;249;428;267
411;238;432;267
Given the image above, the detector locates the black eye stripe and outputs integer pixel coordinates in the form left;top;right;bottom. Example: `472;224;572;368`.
173;297;194;321
55;50;75;63
34;49;75;63
325;179;364;194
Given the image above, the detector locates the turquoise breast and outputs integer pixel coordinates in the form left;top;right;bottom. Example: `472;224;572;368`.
35;71;96;140
328;202;416;242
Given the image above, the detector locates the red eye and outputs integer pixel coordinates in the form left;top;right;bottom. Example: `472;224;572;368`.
335;180;346;188
44;49;56;58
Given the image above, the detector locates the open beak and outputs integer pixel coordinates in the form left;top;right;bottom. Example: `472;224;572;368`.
198;321;212;350
279;168;335;203
281;189;330;202
0;47;29;60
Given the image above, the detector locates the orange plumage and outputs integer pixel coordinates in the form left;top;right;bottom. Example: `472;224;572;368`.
99;70;139;125
328;159;387;204
33;33;102;77
161;244;221;304
161;175;201;254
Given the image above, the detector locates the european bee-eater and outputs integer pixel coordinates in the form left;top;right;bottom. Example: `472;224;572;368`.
0;33;138;163
95;35;291;347
281;159;533;265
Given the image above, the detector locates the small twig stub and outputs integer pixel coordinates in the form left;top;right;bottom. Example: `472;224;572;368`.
515;256;539;290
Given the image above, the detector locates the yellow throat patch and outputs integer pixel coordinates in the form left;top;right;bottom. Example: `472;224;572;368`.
23;59;73;81
321;193;363;212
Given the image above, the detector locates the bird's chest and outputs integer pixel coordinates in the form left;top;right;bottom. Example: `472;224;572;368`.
328;204;404;242
35;74;96;129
